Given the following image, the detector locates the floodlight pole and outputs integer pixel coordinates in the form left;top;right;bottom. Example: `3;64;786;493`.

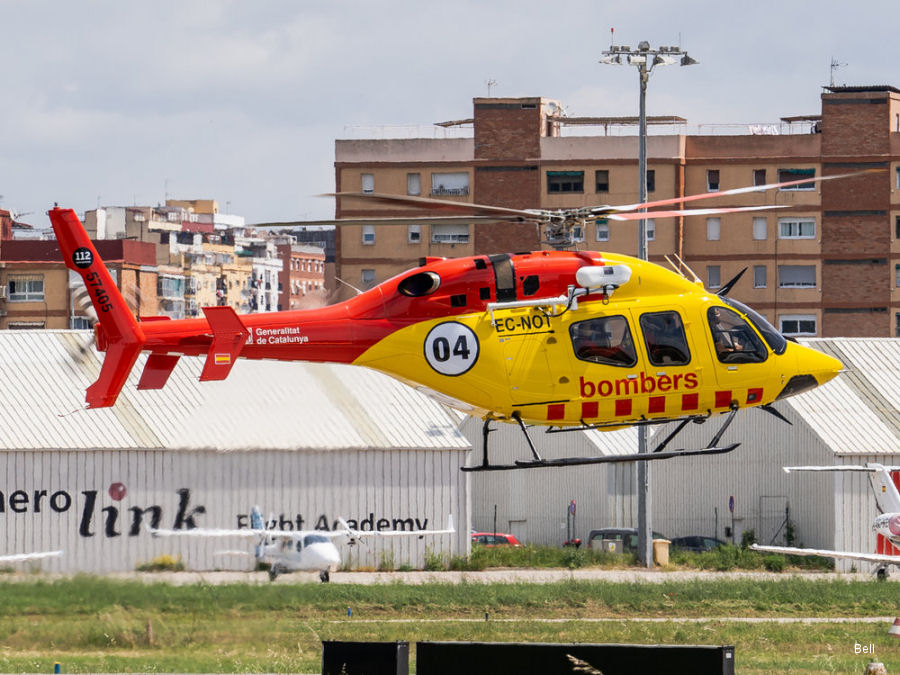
600;40;697;568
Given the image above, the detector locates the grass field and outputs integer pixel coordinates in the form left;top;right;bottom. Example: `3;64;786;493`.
0;574;896;673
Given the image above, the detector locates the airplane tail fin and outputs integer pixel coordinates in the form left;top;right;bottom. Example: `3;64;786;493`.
250;505;266;531
867;465;900;514
49;207;146;408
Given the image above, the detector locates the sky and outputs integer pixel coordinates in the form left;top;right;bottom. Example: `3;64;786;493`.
2;1;898;231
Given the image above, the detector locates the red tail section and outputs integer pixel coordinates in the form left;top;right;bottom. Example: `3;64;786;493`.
49;207;146;408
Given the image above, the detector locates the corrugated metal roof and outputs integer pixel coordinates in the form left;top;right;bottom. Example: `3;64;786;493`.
794;338;900;455
0;331;469;452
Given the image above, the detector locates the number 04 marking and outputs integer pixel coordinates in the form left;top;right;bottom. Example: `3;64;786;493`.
424;322;479;376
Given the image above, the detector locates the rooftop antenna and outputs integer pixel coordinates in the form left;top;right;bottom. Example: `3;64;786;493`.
486;78;497;97
829;57;847;87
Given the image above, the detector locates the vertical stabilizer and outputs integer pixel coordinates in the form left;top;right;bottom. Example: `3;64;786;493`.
49;207;146;408
868;465;900;514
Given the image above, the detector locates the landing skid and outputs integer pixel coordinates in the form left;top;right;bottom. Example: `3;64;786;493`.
462;407;740;472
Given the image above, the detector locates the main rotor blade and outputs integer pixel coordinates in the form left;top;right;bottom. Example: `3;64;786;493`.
602;168;884;215
327;191;544;220
606;204;788;221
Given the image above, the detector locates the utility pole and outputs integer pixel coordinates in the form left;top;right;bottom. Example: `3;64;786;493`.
600;39;698;567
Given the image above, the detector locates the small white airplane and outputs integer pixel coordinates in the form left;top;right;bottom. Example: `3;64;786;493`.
150;506;454;582
751;463;900;580
0;550;63;564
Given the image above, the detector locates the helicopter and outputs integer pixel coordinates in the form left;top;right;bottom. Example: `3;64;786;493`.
150;506;454;582
48;171;859;471
752;464;900;580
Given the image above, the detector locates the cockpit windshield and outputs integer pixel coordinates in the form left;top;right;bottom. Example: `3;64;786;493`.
303;534;330;546
721;297;787;355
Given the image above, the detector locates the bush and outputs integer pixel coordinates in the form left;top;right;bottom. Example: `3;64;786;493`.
763;555;786;572
135;554;184;572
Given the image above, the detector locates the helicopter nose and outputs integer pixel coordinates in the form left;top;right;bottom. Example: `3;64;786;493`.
775;342;843;400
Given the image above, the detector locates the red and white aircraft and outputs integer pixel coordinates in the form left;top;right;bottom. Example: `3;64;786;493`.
752;464;900;580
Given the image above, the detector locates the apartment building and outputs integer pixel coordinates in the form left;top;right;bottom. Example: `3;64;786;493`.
334;86;900;338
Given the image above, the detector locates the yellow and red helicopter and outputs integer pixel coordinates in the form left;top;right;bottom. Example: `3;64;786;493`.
49;171;862;470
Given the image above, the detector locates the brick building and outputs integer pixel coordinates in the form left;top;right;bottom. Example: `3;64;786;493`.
333;86;900;338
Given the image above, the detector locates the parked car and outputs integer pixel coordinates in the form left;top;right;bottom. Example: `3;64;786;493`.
471;532;523;547
587;528;667;554
670;536;727;553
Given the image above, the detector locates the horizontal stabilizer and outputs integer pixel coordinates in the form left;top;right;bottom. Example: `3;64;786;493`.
138;354;181;390
200;306;249;381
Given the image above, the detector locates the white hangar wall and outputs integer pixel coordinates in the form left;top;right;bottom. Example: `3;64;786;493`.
464;417;638;546
0;448;463;574
0;331;470;574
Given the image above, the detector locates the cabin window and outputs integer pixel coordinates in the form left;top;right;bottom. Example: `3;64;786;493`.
304;534;329;546
570;316;637;367
639;311;691;366
295;540;303;553
707;306;768;364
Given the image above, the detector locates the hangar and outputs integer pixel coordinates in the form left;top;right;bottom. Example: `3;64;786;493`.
464;338;900;572
0;330;469;574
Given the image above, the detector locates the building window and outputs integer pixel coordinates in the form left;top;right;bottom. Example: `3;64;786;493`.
571;226;585;243
752;217;767;240
778;217;816;239
896;216;900;239
780;314;817;336
547;171;584;193
431;172;469;196
707;169;720;192
431;223;469;244
646;169;655;193
707;265;721;288
896;312;900;337
778;168;815;190
361;173;374;194
70;317;92;329
361;269;376;288
754;265;767;288
778;265;816;288
8;275;44;302
595;170;610;192
896;263;900;287
361;225;375;245
407;173;421;196
645;219;655;241
753;169;766;186
706;217;721;241
595;220;609;242
408;224;421;244
896;167;900;189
